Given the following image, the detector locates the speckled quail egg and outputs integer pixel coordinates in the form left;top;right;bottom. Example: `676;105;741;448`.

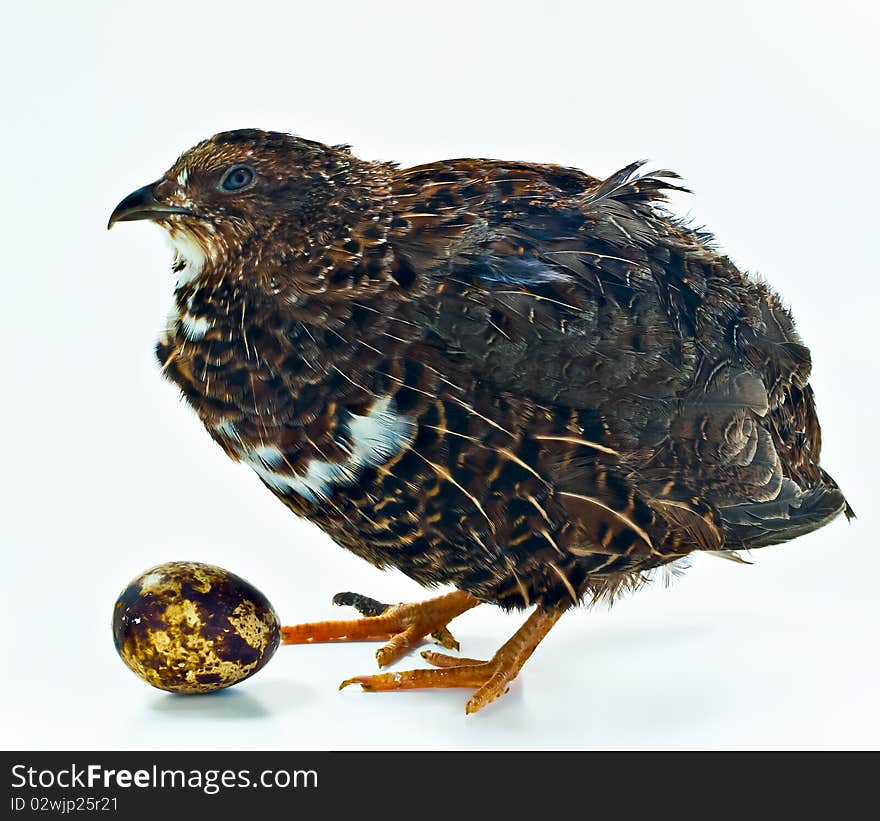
113;561;280;694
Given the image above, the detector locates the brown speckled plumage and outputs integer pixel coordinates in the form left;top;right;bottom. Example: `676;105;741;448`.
110;130;851;711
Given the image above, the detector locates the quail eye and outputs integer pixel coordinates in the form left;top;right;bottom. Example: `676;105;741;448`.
219;164;255;192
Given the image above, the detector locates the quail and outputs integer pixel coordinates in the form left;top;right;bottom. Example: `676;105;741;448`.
109;130;851;713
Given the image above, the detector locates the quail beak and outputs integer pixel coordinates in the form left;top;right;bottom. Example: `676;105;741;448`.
107;182;195;229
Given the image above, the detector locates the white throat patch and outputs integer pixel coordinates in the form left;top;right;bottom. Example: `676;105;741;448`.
166;227;208;289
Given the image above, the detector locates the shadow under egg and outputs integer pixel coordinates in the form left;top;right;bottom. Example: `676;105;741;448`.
147;679;311;720
149;687;271;721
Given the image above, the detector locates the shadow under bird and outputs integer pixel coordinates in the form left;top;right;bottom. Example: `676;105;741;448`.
109;129;852;713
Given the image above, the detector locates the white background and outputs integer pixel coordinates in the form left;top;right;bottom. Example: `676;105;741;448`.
2;0;878;751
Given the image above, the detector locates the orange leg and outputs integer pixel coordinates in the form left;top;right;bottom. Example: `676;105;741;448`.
340;606;564;714
281;590;480;667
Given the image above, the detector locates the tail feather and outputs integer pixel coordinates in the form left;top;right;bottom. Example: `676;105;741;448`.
719;481;850;550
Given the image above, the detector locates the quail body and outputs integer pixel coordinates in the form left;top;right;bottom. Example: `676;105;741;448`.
110;130;851;712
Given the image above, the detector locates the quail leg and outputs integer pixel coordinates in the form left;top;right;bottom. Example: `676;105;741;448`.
281;589;480;667
340;606;563;714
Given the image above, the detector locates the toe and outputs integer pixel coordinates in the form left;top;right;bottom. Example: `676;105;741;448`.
430;625;460;651
331;591;392;617
421;650;487;668
339;665;494;692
